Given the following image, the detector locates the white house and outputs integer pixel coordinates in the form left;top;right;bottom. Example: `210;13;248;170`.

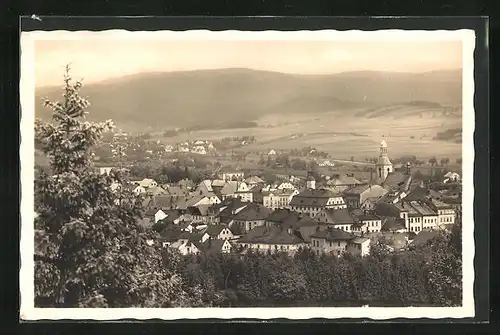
310;227;355;257
318;160;335;167
133;185;146;195
429;199;456;226
351;213;383;234
346;237;371;257
204;225;234;240
168;240;201;255
99;167;115;175
191;146;207;155
154;209;168;223
262;189;298;210
277;182;296;191
139;178;158;188
443;172;461;183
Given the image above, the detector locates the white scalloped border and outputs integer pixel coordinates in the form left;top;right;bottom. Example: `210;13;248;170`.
20;28;476;320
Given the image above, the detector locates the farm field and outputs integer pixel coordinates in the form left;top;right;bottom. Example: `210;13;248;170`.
151;108;462;161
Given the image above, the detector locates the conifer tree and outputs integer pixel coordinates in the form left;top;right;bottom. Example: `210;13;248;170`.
34;66;195;307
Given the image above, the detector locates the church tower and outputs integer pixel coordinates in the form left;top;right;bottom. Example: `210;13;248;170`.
376;139;393;182
306;171;316;189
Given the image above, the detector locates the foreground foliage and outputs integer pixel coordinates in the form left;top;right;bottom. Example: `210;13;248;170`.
34;67;201;307
175;226;462;307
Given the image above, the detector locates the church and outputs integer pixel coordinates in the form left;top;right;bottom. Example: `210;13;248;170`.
375;139;413;193
376;139;393;183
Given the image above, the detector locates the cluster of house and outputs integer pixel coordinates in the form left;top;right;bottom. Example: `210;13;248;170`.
163;140;216;155
102;140;461;258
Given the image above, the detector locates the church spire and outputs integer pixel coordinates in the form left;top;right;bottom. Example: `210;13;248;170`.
376;138;393;182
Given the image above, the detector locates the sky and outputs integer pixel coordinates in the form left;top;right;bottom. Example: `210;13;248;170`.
34;38;463;87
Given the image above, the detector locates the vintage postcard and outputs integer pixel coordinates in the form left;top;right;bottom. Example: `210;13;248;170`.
20;28;475;320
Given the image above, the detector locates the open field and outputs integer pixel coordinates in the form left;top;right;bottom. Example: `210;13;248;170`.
151;109;462;161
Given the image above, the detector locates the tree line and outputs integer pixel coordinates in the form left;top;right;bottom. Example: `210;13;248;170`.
173;222;462;307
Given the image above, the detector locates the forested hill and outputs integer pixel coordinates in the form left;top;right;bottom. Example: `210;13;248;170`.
35;68;462;131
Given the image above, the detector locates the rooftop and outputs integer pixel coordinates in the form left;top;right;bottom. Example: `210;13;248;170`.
311;227;355;242
238;226;304;245
233;203;273;221
265;208;302;224
317;208;356;225
343;184;372;195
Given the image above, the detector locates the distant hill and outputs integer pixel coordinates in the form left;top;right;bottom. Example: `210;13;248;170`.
355;101;461;119
35;68;462;131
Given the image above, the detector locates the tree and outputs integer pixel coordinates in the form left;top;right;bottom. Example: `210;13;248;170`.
34;66;195;308
440;157;450;166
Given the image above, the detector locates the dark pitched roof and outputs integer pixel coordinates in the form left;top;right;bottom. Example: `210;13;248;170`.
343;184;371;195
199;239;231;255
185;206;203;216
295;224;328;243
205;224;228;237
404;186;430;202
159;226;184;242
293;188;340;199
375;202;403;217
188;232;205;243
295;216;321;227
382;172;412;191
147;195;174;209
290;195;329;207
238;226;304;245
310;227;355;241
328;175;361;186
229;224;244;236
233;203;272;221
266;208;302;224
317;208;356;225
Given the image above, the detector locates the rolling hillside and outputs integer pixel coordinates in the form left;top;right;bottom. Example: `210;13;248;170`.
35;68;462;131
355;101;461;119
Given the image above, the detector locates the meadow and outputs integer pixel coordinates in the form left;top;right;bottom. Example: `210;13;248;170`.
151;108;462;161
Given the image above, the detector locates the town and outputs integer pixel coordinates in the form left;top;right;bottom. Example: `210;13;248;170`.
31;52;464;309
97;138;462;258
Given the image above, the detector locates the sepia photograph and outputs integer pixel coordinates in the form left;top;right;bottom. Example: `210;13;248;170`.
20;27;476;320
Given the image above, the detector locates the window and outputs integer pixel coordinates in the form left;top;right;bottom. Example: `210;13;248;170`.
329;241;332;247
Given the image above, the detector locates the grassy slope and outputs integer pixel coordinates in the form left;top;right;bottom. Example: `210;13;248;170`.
35;68;462;132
